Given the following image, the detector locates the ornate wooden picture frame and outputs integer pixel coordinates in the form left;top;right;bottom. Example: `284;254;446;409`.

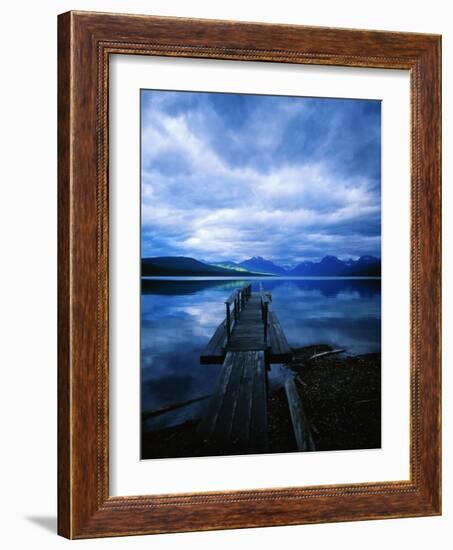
58;11;441;539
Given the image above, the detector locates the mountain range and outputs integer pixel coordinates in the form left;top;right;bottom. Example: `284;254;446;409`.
289;255;381;277
141;256;264;277
142;255;381;277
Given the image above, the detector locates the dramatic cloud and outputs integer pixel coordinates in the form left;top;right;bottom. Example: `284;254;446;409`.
141;90;381;265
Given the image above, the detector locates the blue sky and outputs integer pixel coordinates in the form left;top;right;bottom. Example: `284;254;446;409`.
141;90;381;267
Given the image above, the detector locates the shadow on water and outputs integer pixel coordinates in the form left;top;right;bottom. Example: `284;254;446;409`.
142;277;251;296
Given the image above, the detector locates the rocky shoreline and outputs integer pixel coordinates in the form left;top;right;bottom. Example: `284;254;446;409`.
141;345;381;459
285;345;381;451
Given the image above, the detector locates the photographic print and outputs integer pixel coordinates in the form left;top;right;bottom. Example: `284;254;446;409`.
140;89;381;460
58;13;441;536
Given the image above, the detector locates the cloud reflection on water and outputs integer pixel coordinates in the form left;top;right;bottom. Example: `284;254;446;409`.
141;277;381;429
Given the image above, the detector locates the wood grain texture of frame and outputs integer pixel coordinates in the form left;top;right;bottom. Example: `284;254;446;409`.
58;10;441;539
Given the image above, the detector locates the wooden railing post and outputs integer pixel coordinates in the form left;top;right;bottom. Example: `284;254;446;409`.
263;302;268;343
224;285;253;344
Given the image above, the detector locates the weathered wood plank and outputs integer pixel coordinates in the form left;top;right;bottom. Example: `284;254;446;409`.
269;311;292;362
284;378;315;452
142;394;211;420
249;351;268;451
308;349;345;360
198;352;235;440
227;296;266;352
212;352;246;446
200;320;227;364
231;354;256;449
198;351;268;453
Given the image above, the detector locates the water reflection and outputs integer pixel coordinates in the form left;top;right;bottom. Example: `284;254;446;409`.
141;277;381;432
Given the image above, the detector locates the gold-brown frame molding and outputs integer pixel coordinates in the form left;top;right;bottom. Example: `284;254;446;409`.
58;11;441;539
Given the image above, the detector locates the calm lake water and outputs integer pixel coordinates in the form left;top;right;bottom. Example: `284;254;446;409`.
141;277;381;433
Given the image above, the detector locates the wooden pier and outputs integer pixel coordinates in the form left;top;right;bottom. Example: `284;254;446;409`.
199;283;293;453
200;283;292;365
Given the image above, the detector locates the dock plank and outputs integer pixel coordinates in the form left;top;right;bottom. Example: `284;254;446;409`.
198;351;268;453
198;352;235;440
227;296;266;352
269;311;292;362
231;354;256;449
212;352;246;446
249;351;268;451
200;320;227;364
284;378;315;452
